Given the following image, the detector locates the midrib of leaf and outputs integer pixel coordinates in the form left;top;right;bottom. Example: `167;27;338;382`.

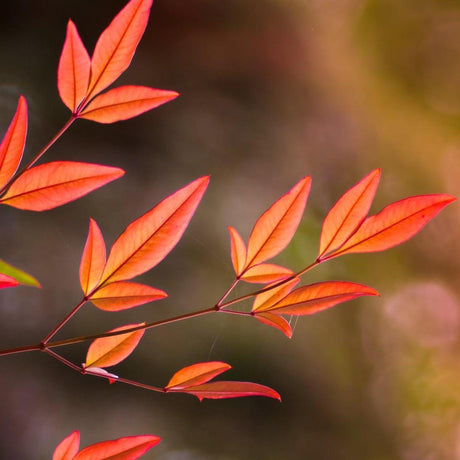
82;96;169;116
270;292;369;311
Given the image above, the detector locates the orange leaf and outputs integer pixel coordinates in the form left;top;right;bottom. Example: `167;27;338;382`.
80;85;178;123
254;312;293;338
73;435;160;460
53;431;80;460
240;263;293;284
100;176;209;285
245;176;311;270
324;194;456;258
0;95;27;189
58;20;90;112
228;226;246;276
87;0;153;100
252;277;300;312
166;362;231;389
85;323;144;368
89;281;167;311
174;381;281;401
263;281;379;316
0;161;124;211
80;218;106;295
319;169;380;258
0;274;19;289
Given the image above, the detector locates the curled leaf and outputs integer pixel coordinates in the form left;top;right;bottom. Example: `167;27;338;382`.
85;323;144;369
228;226;246;276
254;312;293;338
166;362;231;390
80;86;178;123
89;281;167;311
0;95;27;190
0;161;124;211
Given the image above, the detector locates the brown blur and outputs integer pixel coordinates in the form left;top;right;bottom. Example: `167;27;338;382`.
0;0;459;458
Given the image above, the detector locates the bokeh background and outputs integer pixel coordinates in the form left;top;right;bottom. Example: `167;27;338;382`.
0;0;459;458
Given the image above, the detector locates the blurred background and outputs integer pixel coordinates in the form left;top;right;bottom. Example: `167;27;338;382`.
0;0;459;458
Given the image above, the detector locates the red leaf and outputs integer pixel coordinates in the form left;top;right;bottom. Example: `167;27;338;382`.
245;176;311;270
319;169;380;258
99;176;209;285
89;281;167;311
0;161;124;211
85;323;144;368
175;381;281;401
80;218;106;295
80;86;178;123
252;277;300;312
53;430;80;460
324;194;456;258
240;263;293;284
254;312;293;338
0;96;27;189
166;362;231;389
73;435;160;460
0;274;19;289
228;226;246;277
87;0;153;100
58;20;90;112
262;281;379;316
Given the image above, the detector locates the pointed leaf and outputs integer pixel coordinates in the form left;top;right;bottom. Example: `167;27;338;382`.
166;362;231;390
319;169;380;258
80;218;106;295
264;281;379;316
245;177;311;270
80;86;178;123
174;381;281;401
85;323;144;369
89;281;167;311
0;259;40;288
240;263;293;284
58;20;90;112
87;0;153;100
0;274;19;289
254;312;292;338
100;176;209;285
228;226;246;276
252;277;300;312
325;194;456;258
73;435;160;460
53;431;80;460
0;161;124;211
0;96;27;189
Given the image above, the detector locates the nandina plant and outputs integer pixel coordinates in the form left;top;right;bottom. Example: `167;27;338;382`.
0;0;456;458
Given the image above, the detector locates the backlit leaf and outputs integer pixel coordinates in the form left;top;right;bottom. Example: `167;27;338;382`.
89;281;167;311
100;176;209;285
252;277;299;312
245;176;311;270
85;323;144;369
228;226;246;276
53;430;80;460
319;169;380;258
173;381;281;401
166;362;231;389
73;435;160;460
263;281;379;315
87;0;153;100
58;20;90;112
0;274;19;289
80;218;106;295
240;263;293;284
0;259;40;288
0;96;27;189
0;161;124;211
323;194;456;259
80;86;178;123
254;312;292;338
